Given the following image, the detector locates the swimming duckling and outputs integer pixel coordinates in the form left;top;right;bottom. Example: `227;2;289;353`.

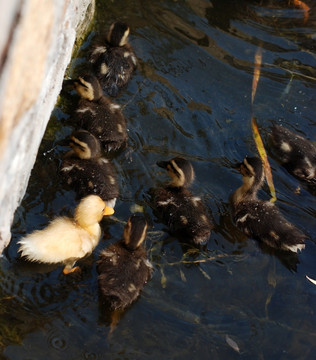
72;74;128;153
231;156;306;253
61;129;119;208
149;157;213;245
97;215;153;310
90;21;137;97
18;195;115;274
269;125;316;187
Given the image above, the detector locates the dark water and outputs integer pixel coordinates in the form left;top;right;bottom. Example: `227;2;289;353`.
2;0;316;358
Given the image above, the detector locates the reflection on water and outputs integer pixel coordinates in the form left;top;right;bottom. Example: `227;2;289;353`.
2;0;316;358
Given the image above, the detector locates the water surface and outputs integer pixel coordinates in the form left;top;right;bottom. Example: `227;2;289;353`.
2;0;316;359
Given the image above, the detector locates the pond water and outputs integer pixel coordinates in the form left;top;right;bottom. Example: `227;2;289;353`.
2;0;316;358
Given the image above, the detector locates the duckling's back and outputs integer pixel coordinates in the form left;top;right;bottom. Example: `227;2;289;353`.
270;125;316;183
151;186;213;245
92;45;137;97
233;200;306;253
61;157;119;204
76;97;128;152
97;242;153;310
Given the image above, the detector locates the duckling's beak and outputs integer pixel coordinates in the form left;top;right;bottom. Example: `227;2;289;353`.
157;160;169;169
232;161;242;172
62;78;76;90
104;206;115;216
58;138;71;147
233;161;251;177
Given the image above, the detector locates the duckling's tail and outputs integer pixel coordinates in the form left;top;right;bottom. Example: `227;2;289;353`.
18;233;73;264
18;234;45;263
283;242;305;253
281;230;307;253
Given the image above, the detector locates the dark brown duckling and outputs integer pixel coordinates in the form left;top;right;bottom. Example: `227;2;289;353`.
231;156;306;253
97;215;153;310
150;157;213;245
90;21;137;97
269;125;316;190
61;129;119;208
72;74;128;153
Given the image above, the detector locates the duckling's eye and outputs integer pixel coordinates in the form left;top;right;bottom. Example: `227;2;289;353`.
71;139;86;152
241;164;252;176
77;144;86;152
78;78;89;88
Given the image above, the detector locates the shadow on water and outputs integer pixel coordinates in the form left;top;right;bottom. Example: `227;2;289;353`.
2;0;316;358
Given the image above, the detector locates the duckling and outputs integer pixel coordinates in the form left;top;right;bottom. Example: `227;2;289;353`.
18;195;115;274
61;129;119;208
231;156;306;253
97;215;153;310
72;74;128;153
90;21;137;97
149;157;213;245
269;125;316;187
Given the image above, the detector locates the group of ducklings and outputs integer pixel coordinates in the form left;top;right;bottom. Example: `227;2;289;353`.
17;21;315;313
19;21;147;312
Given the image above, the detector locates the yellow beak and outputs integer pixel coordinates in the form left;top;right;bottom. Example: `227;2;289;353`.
104;206;115;216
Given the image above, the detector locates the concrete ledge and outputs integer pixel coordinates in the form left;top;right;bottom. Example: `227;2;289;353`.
0;0;95;252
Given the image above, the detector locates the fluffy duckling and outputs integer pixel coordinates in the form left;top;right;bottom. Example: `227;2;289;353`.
72;74;128;153
269;125;316;187
61;129;119;208
231;156;306;253
18;195;115;274
150;157;213;245
90;21;137;97
97;215;153;310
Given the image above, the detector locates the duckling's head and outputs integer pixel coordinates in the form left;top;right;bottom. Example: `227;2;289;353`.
239;156;265;190
74;74;103;101
157;157;195;188
69;130;101;159
75;195;114;227
232;156;265;204
123;215;148;251
107;21;130;47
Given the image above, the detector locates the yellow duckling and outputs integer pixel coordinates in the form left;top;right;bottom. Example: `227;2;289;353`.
90;21;137;97
18;195;114;274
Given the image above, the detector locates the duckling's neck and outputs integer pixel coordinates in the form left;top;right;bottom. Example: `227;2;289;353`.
232;176;262;204
168;180;185;188
77;221;101;239
168;176;191;188
74;213;101;236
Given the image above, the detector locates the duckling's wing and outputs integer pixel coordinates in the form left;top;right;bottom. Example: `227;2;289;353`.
73;99;97;127
18;218;95;264
78;98;127;151
234;201;306;252
174;194;213;244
